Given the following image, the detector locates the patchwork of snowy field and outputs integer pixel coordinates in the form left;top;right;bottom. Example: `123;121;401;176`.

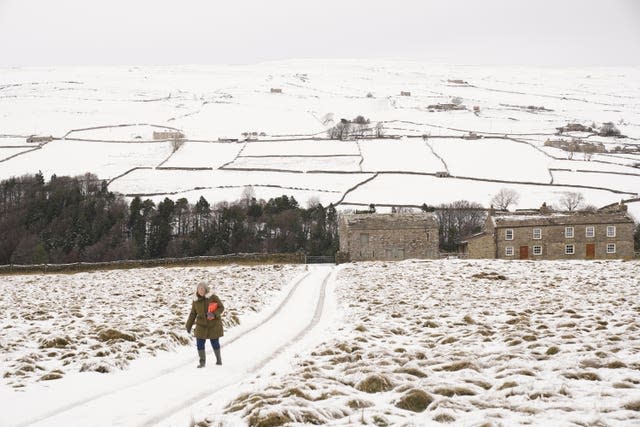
340;173;627;210
0;264;304;389
1;61;639;216
211;260;640;426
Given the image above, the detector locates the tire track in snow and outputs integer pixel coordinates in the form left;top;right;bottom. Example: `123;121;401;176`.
139;267;333;427
15;271;312;427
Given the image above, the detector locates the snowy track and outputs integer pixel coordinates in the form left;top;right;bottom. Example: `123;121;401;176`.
5;265;335;427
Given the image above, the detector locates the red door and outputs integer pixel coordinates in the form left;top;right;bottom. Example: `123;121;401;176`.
586;244;595;259
519;246;529;260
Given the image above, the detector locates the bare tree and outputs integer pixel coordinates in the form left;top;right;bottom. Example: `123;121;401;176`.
240;185;256;207
490;188;520;211
559;191;584;211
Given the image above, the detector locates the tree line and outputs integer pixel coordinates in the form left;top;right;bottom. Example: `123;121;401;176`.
2;174;637;265
0;173;338;265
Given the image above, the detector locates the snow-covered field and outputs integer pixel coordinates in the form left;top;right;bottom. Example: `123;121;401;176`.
1;61;639;217
2;260;640;426
0;264;304;389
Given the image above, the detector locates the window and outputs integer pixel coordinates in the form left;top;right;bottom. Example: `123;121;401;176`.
607;243;616;254
606;226;616;237
505;229;514;240
505;246;514;256
532;228;542;240
360;233;369;245
565;227;574;238
565;244;575;255
533;245;542;256
585;226;595;238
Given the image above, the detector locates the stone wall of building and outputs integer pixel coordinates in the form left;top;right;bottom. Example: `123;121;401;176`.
494;221;634;260
339;213;439;261
466;234;495;259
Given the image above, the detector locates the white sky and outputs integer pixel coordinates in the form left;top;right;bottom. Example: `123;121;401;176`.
0;0;639;66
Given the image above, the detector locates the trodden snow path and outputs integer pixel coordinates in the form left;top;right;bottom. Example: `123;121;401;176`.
3;265;337;427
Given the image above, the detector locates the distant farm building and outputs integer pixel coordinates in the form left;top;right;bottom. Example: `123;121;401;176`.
338;212;439;261
26;135;53;143
555;123;593;134
473;105;480;112
427;103;465;112
463;132;480;140
153;130;184;140
435;171;450;177
400;91;411;96
459;203;634;260
270;88;283;94
447;79;468;85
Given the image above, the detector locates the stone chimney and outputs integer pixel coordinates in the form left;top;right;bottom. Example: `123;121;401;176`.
619;201;628;212
487;204;495;217
539;202;552;214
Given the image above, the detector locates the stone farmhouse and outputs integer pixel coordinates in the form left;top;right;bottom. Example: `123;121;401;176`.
338;212;439;261
460;203;635;260
153;130;184;140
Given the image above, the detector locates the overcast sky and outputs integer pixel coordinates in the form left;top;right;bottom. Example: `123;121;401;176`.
1;0;639;66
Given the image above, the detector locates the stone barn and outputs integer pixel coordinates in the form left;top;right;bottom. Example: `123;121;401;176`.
338;212;439;261
460;203;635;260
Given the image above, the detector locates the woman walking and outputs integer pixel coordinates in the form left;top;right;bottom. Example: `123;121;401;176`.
186;282;224;368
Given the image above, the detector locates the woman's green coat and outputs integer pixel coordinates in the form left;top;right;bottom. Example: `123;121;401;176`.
185;293;224;339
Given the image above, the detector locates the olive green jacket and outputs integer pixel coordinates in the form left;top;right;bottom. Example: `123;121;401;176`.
186;293;225;339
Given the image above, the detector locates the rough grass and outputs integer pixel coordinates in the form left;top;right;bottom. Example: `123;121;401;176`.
395;389;433;412
546;346;560;355
97;329;136;342
39;336;72;349
624;400;640;411
438;361;478;372
355;374;393;393
563;371;601;381
248;410;292;427
433;412;456;423
394;367;427;378
433;386;476;397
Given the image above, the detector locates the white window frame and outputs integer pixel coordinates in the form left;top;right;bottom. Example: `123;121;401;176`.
606;226;616;238
585;226;595;238
532;228;542;240
565;226;574;238
565;244;575;255
505;229;514;240
505;246;514;256
532;245;542;256
606;243;616;254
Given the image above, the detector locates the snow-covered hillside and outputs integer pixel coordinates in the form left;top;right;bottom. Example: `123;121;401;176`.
1;61;639;217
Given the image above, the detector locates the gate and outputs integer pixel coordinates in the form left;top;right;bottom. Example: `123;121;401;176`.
306;256;335;264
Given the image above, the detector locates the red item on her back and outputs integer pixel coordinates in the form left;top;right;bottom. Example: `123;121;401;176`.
207;302;218;313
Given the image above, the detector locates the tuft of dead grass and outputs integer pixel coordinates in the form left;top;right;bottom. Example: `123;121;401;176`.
438;361;478;372
433;386;476;397
623;400;640;411
347;399;373;409
97;329;136;342
563;371;601;381
39;336;72;349
394;367;427;378
355;374;393;393
433;412;456;423
248;410;292;427
546;346;560;355
395;389;433;412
